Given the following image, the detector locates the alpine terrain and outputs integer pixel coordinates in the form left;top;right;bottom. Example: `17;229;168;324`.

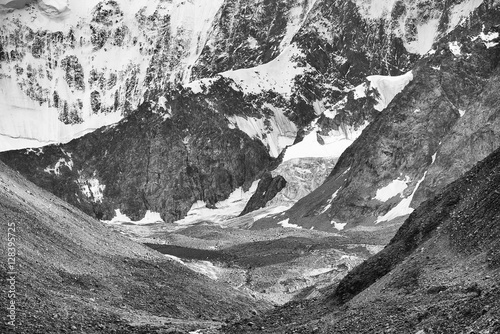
0;0;499;333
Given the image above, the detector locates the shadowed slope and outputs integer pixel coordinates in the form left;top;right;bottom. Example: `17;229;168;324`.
0;161;268;333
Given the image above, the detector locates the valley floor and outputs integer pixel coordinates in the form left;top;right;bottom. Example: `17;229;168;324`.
104;210;404;307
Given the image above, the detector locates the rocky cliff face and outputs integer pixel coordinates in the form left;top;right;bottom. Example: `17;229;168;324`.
240;172;287;216
283;0;500;230
333;145;500;305
1;0;496;225
0;91;276;223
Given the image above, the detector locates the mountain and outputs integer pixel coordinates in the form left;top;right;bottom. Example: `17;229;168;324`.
223;136;500;334
1;1;500;332
1;0;493;226
269;0;500;231
0;160;268;333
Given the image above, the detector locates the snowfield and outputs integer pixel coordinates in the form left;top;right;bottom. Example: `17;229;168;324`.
221;43;309;97
374;176;411;202
376;172;428;223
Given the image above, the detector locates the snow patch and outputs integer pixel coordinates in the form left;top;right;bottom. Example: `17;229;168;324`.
353;83;367;99
189;330;204;334
367;71;413;111
376;172;428;223
331;221;347;231
351;71;413;111
184;77;217;94
247;36;258;49
252;205;291;222
157;96;167;110
319;188;341;214
77;176;105;203
175;180;260;226
404;19;440;55
374;176;411;202
103;209;164;225
25;147;44;155
227;105;297;158
431;152;437;164
323;96;347;119
164;255;221;281
474;27;500;49
221;43;308;97
448;0;484;30
449;41;462;56
277;218;302;229
44;157;73;175
184;261;221;280
353;0;398;20
164;254;185;264
283;124;366;162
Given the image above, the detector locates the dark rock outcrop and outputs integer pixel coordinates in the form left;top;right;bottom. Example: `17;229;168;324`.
240;172;287;216
0;90;275;223
191;0;295;79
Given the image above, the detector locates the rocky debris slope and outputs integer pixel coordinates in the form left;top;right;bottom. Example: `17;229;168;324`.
0;161;268;333
223;144;500;334
283;1;500;230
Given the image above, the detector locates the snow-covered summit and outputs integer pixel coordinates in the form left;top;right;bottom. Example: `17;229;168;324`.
0;0;488;157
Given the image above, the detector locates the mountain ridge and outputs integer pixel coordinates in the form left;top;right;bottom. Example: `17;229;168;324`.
280;0;500;230
3;0;495;226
